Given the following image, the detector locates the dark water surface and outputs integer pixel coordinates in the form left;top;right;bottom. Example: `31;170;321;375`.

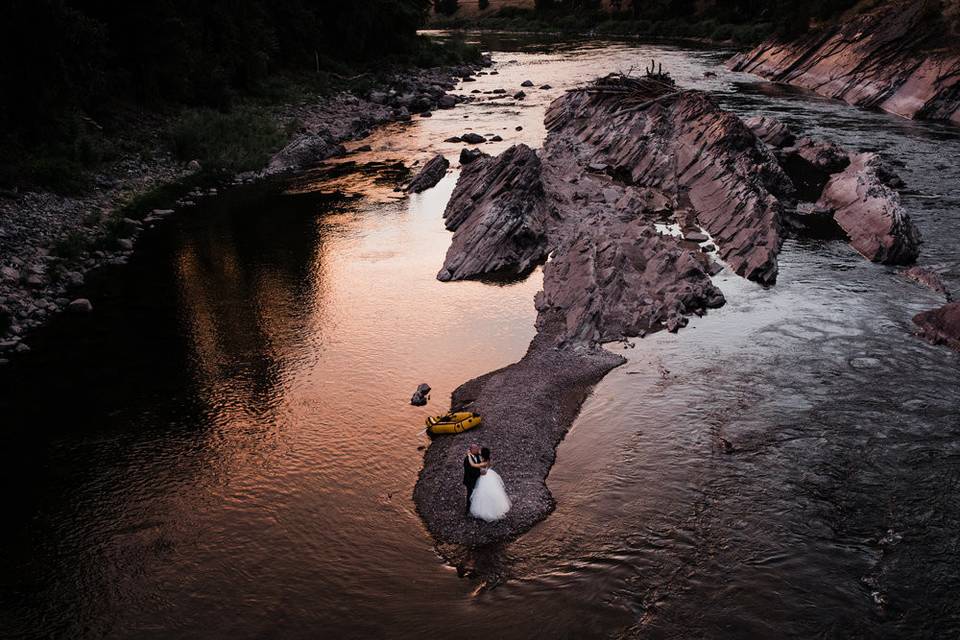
2;33;959;639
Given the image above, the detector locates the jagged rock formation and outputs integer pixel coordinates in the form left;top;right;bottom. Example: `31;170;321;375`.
728;1;960;126
406;154;449;193
913;302;960;351
542;76;790;284
437;144;550;282
818;152;921;263
744;115;922;263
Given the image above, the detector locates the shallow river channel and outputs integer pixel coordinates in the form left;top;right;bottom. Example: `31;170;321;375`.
2;32;959;640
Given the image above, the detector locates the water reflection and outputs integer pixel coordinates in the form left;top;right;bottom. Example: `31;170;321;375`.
1;32;959;640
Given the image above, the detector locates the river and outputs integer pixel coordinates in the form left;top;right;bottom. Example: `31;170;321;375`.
1;33;959;640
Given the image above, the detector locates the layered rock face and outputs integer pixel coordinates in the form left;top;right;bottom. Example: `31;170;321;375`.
728;1;960;126
437;144;550;282
745;117;922;263
818;152;921;264
543;80;790;284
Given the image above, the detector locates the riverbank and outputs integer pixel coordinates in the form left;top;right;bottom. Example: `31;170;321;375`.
728;0;960;126
0;63;486;364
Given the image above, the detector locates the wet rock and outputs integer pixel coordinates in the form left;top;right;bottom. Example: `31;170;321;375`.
703;71;718;78
489;135;503;142
913;302;960;351
784;202;844;237
744;115;795;148
438;94;458;109
67;298;93;314
267;134;346;174
515;126;523;131
461;132;486;144
354;144;372;152
410;383;431;406
406;154;450;194
420;111;432;118
543;75;789;284
521;80;534;87
901;266;951;300
459;148;484;165
444;136;462;143
683;230;710;243
513;91;526;100
817;152;920;264
728;2;960;126
439;144;549;282
539;84;553;90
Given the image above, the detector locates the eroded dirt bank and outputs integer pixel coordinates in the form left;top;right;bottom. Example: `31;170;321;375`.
414;73;934;547
728;0;960;126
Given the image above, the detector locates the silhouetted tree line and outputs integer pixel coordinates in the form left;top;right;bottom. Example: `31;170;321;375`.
0;0;431;142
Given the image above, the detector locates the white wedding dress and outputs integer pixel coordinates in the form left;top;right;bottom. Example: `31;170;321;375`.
470;469;511;521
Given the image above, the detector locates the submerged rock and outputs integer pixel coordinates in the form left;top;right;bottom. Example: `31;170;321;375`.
817;152;920;264
913;302;960;351
406;154;450;194
901;266;951;300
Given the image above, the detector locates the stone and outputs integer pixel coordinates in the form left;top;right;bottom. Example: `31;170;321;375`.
513;91;526;100
63;271;84;287
438;95;458;109
267;134;346;173
744;115;795;148
683;231;710;243
444;136;462;143
187;159;201;171
410;383;431;406
521;80;534;87
24;275;44;288
406;154;450;194
439;145;550;282
420;111;432;118
0;266;19;282
67;298;93;314
490;135;503;142
817;152;920;264
116;238;134;251
515;126;523;131
901;266;951;300
460;132;486;144
913;302;960;351
539;84;553;90
459;148;484;165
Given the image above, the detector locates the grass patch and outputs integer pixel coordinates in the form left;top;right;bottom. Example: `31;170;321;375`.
166;106;286;173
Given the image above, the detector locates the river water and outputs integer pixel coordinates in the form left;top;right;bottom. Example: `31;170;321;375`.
2;33;959;640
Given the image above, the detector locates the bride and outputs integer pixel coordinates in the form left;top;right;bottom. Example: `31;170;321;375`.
468;447;511;521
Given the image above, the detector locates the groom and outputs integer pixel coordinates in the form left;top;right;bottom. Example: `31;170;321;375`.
463;443;484;515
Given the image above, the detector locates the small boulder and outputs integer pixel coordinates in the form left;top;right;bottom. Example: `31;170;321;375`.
410;383;431;406
406;155;450;194
187;160;201;171
461;132;486;144
521;80;534;87
116;238;134;251
438;95;458;109
68;298;93;314
459;148;484;165
513;91;526;100
539;84;553;90
444;136;462;143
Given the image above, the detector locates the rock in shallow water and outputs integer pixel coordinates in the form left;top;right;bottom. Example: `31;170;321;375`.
913;302;960;351
406;154;449;194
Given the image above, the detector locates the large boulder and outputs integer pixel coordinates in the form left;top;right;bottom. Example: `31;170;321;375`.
817;152;920;264
406;154;450;194
438;144;550;282
267;134;346;174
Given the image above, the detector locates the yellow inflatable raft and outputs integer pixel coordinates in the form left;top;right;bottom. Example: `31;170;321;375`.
425;411;482;435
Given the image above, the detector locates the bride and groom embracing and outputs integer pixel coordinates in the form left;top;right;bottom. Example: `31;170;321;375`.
463;443;511;521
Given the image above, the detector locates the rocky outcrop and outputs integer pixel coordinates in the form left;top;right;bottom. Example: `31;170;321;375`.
744;115;795;147
913;302;960;351
438;144;550;282
406;154;450;193
543;76;790;284
728;1;960;126
818;152;921;264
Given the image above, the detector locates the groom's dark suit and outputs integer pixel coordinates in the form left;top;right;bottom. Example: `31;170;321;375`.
463;453;482;513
